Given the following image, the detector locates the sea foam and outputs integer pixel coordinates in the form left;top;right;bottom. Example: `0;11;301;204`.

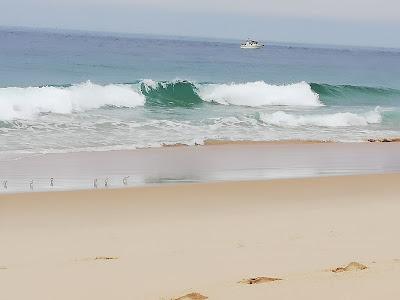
198;81;322;107
0;81;145;120
259;108;382;127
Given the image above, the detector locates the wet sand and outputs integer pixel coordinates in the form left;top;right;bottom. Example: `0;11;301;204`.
1;173;400;299
1;141;400;192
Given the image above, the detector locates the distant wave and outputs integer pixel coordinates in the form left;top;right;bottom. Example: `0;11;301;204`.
1;79;399;121
259;108;382;127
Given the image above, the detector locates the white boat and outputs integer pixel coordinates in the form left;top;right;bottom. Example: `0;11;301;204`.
240;39;264;49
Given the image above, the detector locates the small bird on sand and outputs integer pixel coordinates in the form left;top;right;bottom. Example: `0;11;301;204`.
94;178;98;189
50;177;54;187
123;176;129;186
30;180;34;190
105;177;109;188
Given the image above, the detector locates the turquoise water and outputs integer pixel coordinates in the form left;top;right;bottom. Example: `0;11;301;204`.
1;27;400;155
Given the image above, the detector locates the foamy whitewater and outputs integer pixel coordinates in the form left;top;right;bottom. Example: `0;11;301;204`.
0;82;145;120
1;28;400;156
198;81;321;106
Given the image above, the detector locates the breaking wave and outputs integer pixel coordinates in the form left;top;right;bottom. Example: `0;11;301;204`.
1;79;399;121
140;79;203;107
197;81;322;106
0;81;145;120
259;108;382;127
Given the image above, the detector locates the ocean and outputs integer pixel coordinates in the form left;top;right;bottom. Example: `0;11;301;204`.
1;27;400;156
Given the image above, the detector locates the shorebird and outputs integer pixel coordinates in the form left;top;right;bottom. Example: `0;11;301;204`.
50;177;54;187
123;176;129;186
30;180;34;190
105;177;109;188
3;180;7;190
94;178;98;189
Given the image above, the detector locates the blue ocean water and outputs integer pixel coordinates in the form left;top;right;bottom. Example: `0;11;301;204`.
1;27;400;155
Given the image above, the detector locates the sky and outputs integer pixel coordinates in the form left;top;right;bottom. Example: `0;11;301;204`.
2;0;400;48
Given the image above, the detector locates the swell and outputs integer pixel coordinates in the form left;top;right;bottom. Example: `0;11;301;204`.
311;83;400;106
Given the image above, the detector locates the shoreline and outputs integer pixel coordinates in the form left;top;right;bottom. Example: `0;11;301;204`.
161;137;400;148
1;173;400;299
201;138;400;146
3;136;400;158
165;139;335;147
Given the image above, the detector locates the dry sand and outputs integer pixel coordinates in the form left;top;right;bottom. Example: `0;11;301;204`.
1;174;400;299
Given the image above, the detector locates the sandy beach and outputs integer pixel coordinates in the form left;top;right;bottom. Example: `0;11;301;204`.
1;172;400;299
2;14;400;300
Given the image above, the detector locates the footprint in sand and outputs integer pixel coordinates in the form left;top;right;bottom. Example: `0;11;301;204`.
74;256;119;263
95;256;119;260
331;262;367;273
239;277;282;285
172;292;208;300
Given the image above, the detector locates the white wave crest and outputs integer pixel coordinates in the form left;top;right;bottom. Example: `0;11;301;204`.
140;79;158;92
198;81;321;107
259;108;382;127
0;81;145;121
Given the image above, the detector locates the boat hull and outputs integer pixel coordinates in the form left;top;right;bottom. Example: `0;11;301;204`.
240;44;264;49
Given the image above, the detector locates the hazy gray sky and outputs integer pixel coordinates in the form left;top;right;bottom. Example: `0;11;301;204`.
2;0;400;47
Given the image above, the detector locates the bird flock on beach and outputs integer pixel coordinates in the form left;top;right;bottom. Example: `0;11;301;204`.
1;176;132;192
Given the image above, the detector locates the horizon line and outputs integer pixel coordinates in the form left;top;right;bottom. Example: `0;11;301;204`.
1;24;400;52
